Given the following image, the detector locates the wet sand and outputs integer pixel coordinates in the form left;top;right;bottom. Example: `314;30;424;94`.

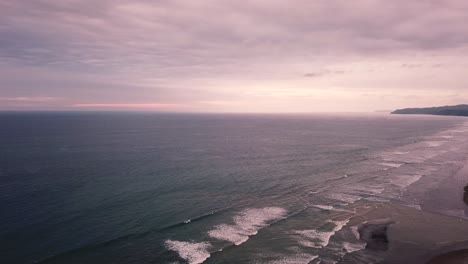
335;156;468;263
379;159;468;264
343;202;468;263
427;249;468;264
417;160;468;219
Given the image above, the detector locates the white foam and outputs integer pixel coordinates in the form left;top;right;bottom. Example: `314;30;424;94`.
345;185;385;196
425;141;445;147
331;220;349;232
269;254;318;264
343;241;366;253
440;135;453;139
442;209;466;219
313;205;334;210
380;162;404;168
447;129;468;133
294;229;334;248
326;193;362;204
208;224;251;245
165;240;211;264
390;175;422;188
319;260;337;264
293;220;349;248
208;207;287;246
313;204;355;213
405;204;421;210
350;225;360;240
364;196;391;203
331;207;356;213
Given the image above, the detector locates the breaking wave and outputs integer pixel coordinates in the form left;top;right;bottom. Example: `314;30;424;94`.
208;207;287;246
164;240;211;264
292;220;349;248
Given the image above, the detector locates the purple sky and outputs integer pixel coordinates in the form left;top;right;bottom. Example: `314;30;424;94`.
1;0;468;112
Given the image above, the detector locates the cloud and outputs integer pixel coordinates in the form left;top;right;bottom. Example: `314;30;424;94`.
3;0;468;70
73;103;181;108
303;72;323;78
304;69;348;78
1;0;468;111
0;96;57;102
400;63;423;68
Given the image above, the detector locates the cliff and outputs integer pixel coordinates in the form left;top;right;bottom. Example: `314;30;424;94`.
392;104;468;116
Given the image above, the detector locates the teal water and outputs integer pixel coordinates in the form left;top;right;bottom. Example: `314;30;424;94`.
1;112;467;264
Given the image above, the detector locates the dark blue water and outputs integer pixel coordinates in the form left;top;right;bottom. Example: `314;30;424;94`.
0;112;465;264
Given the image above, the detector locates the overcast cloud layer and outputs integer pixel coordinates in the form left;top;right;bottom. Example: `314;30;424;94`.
1;0;468;112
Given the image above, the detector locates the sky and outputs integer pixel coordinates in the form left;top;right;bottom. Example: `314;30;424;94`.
1;0;468;113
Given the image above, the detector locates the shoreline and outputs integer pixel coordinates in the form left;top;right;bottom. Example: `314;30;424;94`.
341;157;468;263
340;200;468;264
303;119;468;264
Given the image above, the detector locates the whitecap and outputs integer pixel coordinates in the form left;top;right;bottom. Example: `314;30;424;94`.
393;151;409;155
325;193;362;204
405;204;421;210
380;162;404;168
390;174;422;188
344;185;385;196
293;220;349;248
440;135;453;139
165;240;211;264
268;253;318;264
350;225;360;240
313;205;334;211
343;241;366;253
364;196;391;203
294;229;334;248
447;129;468;133
331;220;349;232
208;224;252;245
208;207;287;246
425;141;445;147
313;204;355;213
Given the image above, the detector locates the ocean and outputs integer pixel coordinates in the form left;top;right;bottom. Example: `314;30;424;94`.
1;112;468;264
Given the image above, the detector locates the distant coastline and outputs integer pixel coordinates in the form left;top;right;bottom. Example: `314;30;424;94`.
392;104;468;117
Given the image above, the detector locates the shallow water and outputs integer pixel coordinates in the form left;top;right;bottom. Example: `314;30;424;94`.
1;112;467;264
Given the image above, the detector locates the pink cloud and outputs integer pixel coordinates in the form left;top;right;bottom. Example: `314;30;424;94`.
0;97;57;102
73;103;180;108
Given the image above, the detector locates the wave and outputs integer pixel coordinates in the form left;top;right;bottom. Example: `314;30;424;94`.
268;253;318;264
350;225;360;240
324;193;363;204
380;162;404;168
166;121;468;263
208;207;287;246
343;241;366;253
161;211;220;231
404;204;421;210
292;220;349;248
343;184;385;196
165;240;211;264
312;204;334;211
425;141;446;147
164;207;289;263
389;174;422;189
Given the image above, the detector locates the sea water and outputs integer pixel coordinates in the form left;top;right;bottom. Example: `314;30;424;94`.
1;112;468;264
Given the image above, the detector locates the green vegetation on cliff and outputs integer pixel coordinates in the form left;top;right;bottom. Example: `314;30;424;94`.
392;104;468;117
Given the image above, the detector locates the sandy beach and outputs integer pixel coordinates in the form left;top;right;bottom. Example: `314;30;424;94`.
339;160;468;264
